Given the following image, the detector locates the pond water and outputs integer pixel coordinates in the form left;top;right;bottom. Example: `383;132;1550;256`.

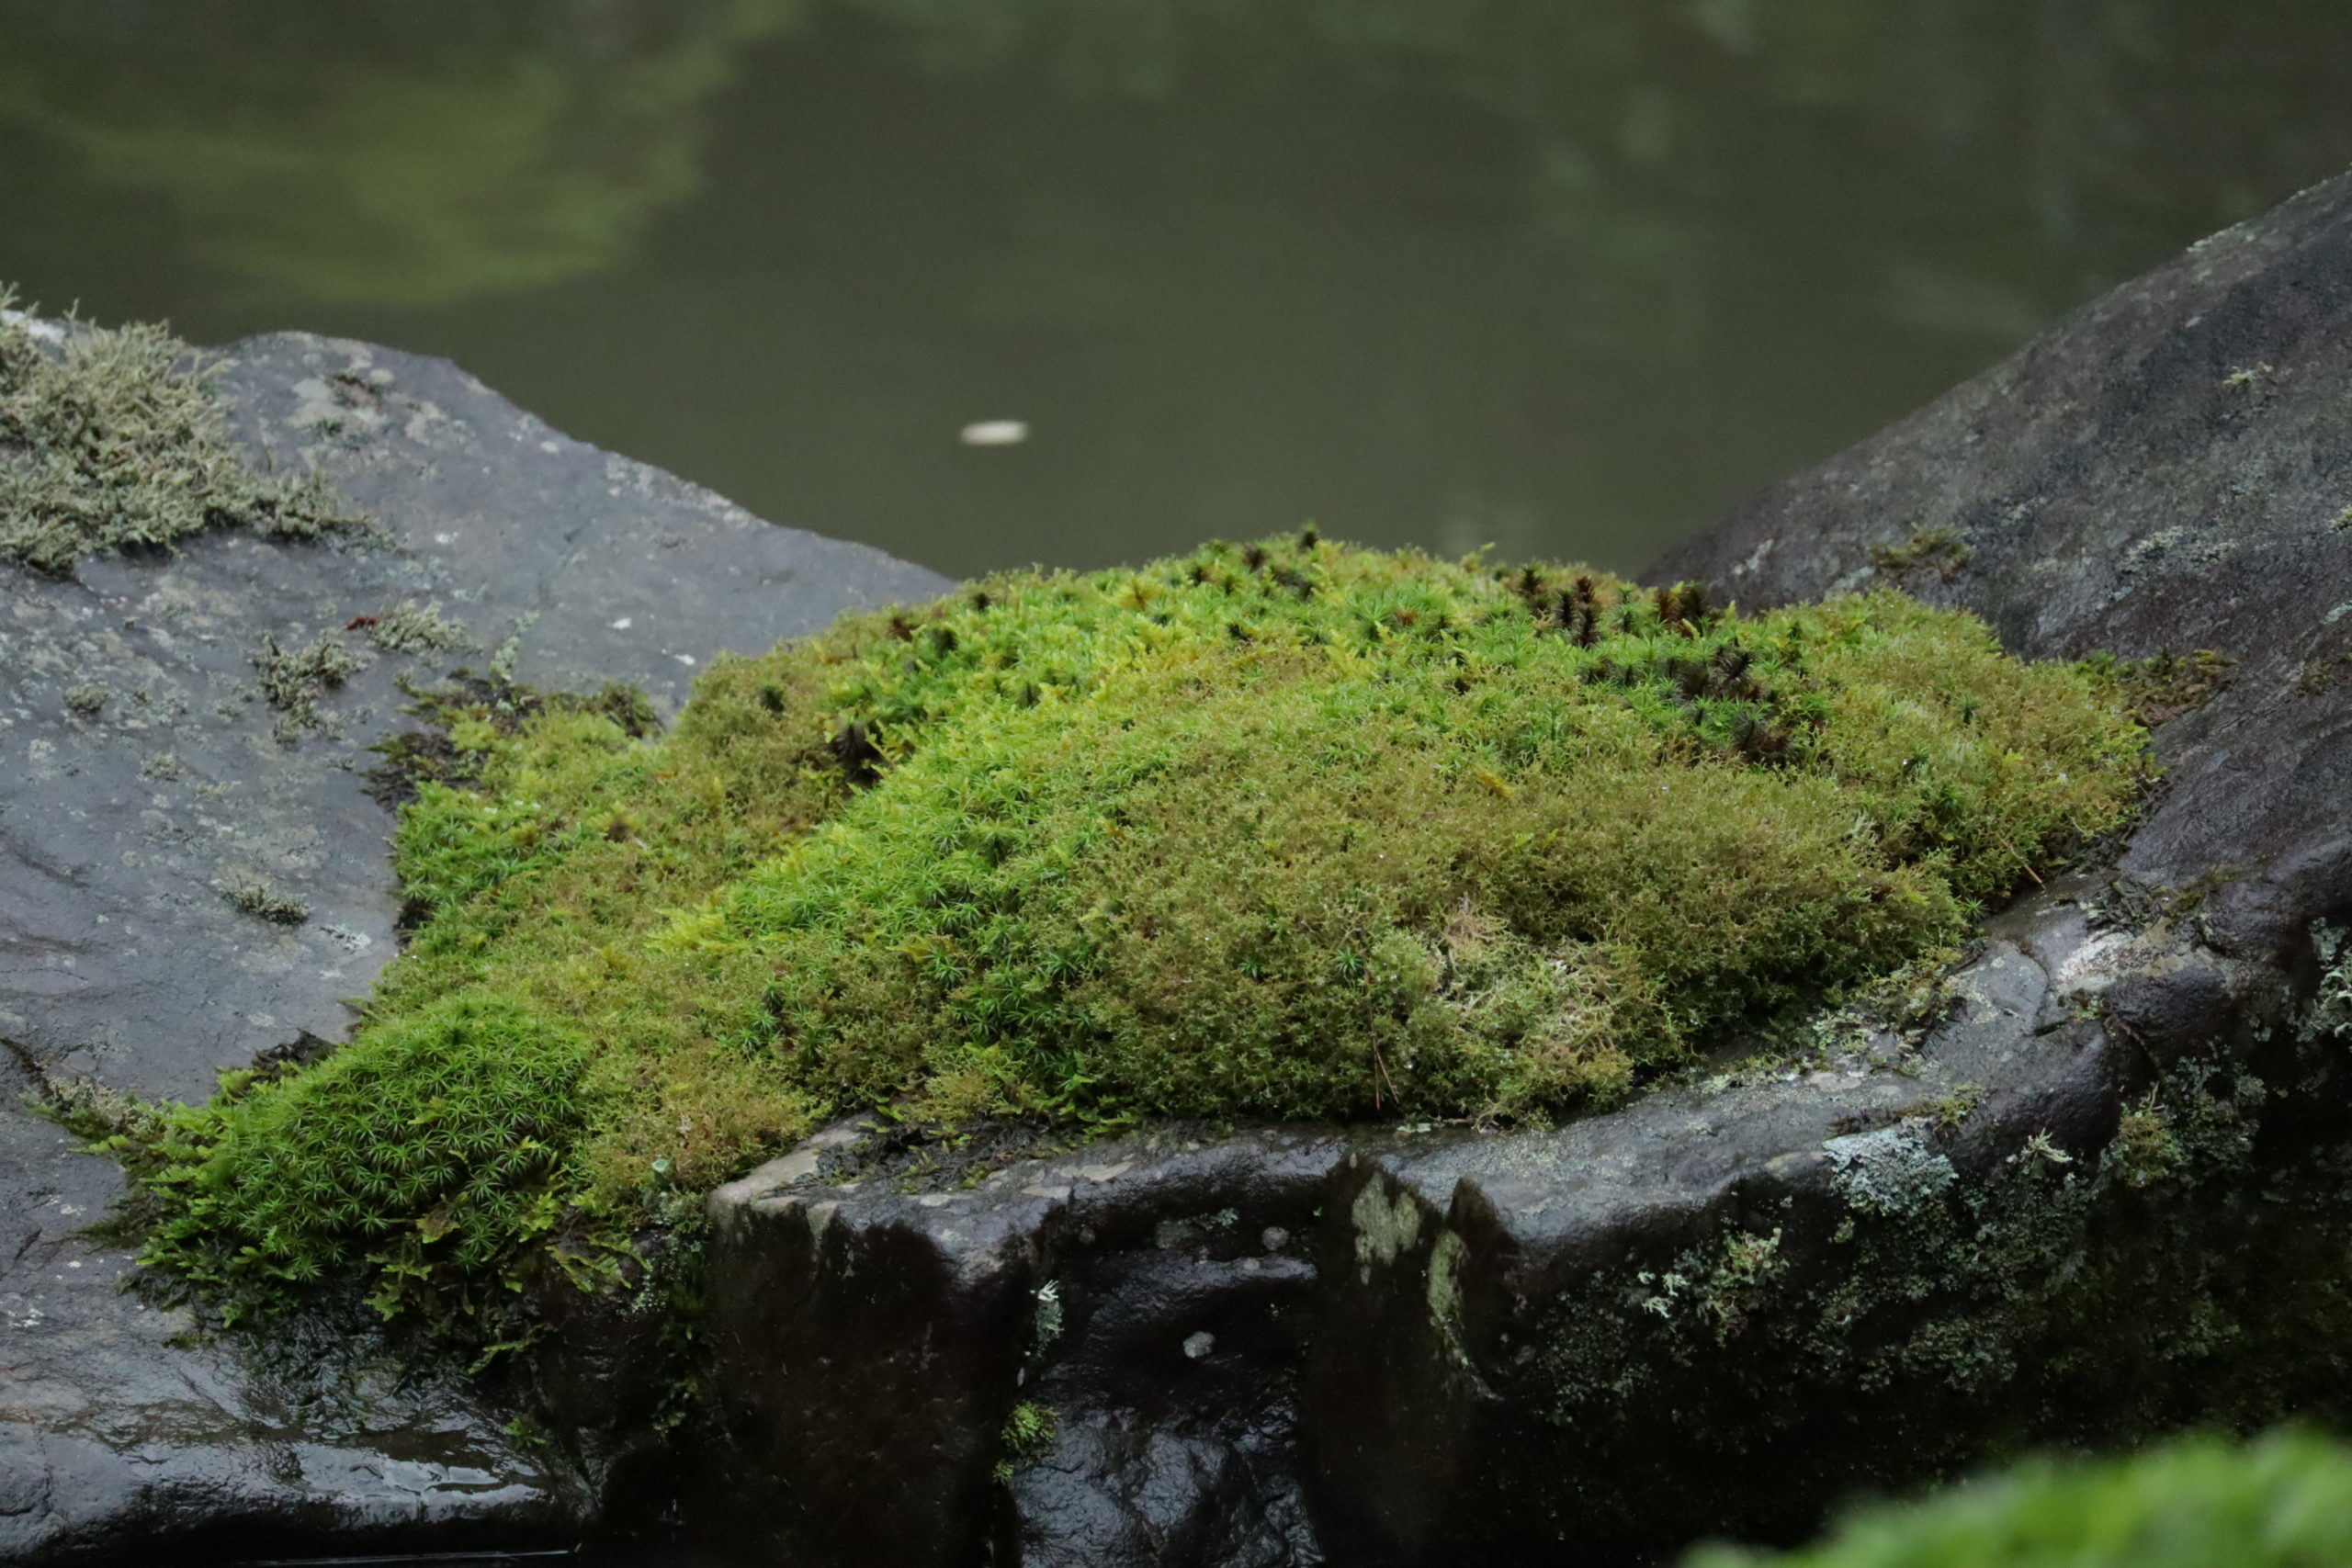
5;0;2350;581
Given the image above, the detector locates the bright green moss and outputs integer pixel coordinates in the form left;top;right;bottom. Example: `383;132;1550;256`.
1686;1430;2352;1568
119;995;598;1329
123;536;2146;1337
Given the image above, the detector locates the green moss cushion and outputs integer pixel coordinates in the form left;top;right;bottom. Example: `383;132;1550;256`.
118;535;2145;1336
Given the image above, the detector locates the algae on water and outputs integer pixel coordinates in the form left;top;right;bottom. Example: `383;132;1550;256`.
0;285;355;574
112;536;2149;1341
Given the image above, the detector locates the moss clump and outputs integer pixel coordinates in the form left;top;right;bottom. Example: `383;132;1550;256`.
114;995;597;1329
0;284;356;575
222;878;309;927
1686;1429;2352;1567
362;600;473;656
994;1400;1061;1482
121;536;2146;1337
1870;527;1973;584
253;630;368;739
2084;647;2233;728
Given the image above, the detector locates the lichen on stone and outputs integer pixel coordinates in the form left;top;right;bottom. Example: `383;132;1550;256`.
253;630;367;739
2302;920;2351;1043
1523;1044;2310;1506
221;878;309;926
363;600;473;656
1354;1176;1427;1280
0;284;359;574
1825;1123;1959;1216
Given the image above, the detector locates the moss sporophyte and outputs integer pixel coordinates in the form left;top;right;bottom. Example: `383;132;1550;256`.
103;536;2150;1345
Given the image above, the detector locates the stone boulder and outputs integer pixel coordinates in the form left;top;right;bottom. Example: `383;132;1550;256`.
0;330;946;1563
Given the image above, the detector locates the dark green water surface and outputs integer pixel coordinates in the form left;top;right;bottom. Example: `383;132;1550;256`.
4;0;2350;579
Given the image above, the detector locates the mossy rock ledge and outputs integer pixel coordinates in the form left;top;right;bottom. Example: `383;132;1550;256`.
6;178;2352;1568
0;310;944;1563
695;169;2352;1568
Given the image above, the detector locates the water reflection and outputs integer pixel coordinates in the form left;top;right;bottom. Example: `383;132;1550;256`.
0;0;801;305
0;0;2346;574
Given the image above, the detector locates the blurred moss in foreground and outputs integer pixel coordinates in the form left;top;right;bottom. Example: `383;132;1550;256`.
1689;1430;2352;1568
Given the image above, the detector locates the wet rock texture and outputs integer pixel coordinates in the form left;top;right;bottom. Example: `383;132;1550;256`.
0;332;947;1564
707;1129;1338;1568
698;171;2352;1566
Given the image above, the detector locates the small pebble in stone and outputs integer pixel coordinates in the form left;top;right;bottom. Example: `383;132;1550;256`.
1182;1331;1216;1360
1261;1226;1289;1254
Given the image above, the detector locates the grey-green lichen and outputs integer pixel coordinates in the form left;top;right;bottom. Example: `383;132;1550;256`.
1527;1043;2315;1464
2303;921;2350;1043
1625;1224;1789;1346
1;284;358;575
1354;1175;1429;1282
364;601;473;656
253;631;367;739
1824;1123;1957;1217
222;878;309;926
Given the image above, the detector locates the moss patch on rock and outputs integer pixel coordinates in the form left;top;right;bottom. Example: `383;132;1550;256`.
114;536;2146;1339
0;284;355;574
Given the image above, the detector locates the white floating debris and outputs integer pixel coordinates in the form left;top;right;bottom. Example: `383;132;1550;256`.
611;617;633;630
1182;1330;1216;1360
960;420;1031;447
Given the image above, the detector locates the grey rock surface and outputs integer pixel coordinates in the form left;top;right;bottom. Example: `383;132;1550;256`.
0;330;948;1563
